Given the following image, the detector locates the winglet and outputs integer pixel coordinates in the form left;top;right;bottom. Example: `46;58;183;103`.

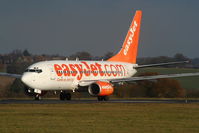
108;10;142;63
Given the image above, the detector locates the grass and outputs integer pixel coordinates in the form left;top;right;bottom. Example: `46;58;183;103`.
0;103;199;133
138;67;199;89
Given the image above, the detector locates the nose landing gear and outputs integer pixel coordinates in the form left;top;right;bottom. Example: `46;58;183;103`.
34;94;41;100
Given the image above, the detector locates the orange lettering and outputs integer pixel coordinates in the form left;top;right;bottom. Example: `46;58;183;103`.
61;64;70;76
69;64;77;76
81;61;91;76
75;64;83;80
90;64;98;76
104;64;111;76
95;63;104;76
54;64;62;76
110;65;117;77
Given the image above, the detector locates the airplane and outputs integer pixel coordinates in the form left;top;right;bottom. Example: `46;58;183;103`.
1;10;199;101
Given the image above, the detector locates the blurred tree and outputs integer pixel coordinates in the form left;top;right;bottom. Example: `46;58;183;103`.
103;52;114;60
23;49;31;56
154;78;185;97
174;53;188;61
10;78;25;93
7;63;30;74
114;72;185;98
137;72;185;98
69;51;92;60
11;49;23;56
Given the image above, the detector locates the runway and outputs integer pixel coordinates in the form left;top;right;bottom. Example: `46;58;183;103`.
0;99;199;104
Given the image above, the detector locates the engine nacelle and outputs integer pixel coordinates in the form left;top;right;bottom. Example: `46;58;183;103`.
88;81;114;96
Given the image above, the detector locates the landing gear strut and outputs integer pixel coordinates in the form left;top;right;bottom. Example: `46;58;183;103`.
97;96;109;101
34;94;41;100
60;92;72;101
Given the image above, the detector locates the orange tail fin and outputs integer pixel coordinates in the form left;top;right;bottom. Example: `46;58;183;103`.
108;10;142;63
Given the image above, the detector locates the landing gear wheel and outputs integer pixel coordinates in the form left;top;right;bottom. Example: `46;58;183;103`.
97;96;109;101
103;96;109;101
60;92;65;100
35;94;41;100
97;96;103;101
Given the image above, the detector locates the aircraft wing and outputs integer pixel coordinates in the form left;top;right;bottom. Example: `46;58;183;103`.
79;72;199;85
0;72;21;79
110;72;199;83
135;61;189;68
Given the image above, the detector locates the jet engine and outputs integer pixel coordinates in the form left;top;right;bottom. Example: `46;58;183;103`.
88;81;114;96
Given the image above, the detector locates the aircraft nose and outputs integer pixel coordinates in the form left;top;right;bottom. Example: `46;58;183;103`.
21;73;32;86
21;73;28;85
21;73;39;89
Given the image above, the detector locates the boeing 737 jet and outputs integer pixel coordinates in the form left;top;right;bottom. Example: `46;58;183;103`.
1;10;199;101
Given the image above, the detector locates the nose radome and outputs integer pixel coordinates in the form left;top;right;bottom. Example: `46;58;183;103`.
21;73;38;90
21;73;28;84
21;73;32;85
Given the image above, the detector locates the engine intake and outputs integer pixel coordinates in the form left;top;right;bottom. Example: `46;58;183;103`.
88;81;114;96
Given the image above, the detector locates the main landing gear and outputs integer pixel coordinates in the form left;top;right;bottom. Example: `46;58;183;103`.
60;91;72;101
97;96;109;101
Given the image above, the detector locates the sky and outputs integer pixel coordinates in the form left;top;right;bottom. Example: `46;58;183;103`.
0;0;199;58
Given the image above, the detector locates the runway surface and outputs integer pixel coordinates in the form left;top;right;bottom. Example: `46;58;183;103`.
0;99;199;104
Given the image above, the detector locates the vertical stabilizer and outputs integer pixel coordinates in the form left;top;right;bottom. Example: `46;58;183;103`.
108;10;142;63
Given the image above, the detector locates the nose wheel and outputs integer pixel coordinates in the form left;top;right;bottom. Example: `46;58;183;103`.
60;92;71;101
34;94;41;100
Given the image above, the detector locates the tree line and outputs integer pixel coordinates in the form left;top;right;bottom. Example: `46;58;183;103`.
1;49;199;74
0;49;199;98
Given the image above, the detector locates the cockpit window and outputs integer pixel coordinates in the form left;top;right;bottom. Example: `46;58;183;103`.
36;69;42;73
25;69;42;73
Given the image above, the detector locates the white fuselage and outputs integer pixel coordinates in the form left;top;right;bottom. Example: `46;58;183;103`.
21;60;137;91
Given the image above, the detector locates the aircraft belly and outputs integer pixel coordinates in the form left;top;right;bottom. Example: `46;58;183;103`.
31;77;75;91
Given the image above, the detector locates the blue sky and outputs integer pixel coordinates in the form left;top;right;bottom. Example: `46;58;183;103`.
0;0;199;57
